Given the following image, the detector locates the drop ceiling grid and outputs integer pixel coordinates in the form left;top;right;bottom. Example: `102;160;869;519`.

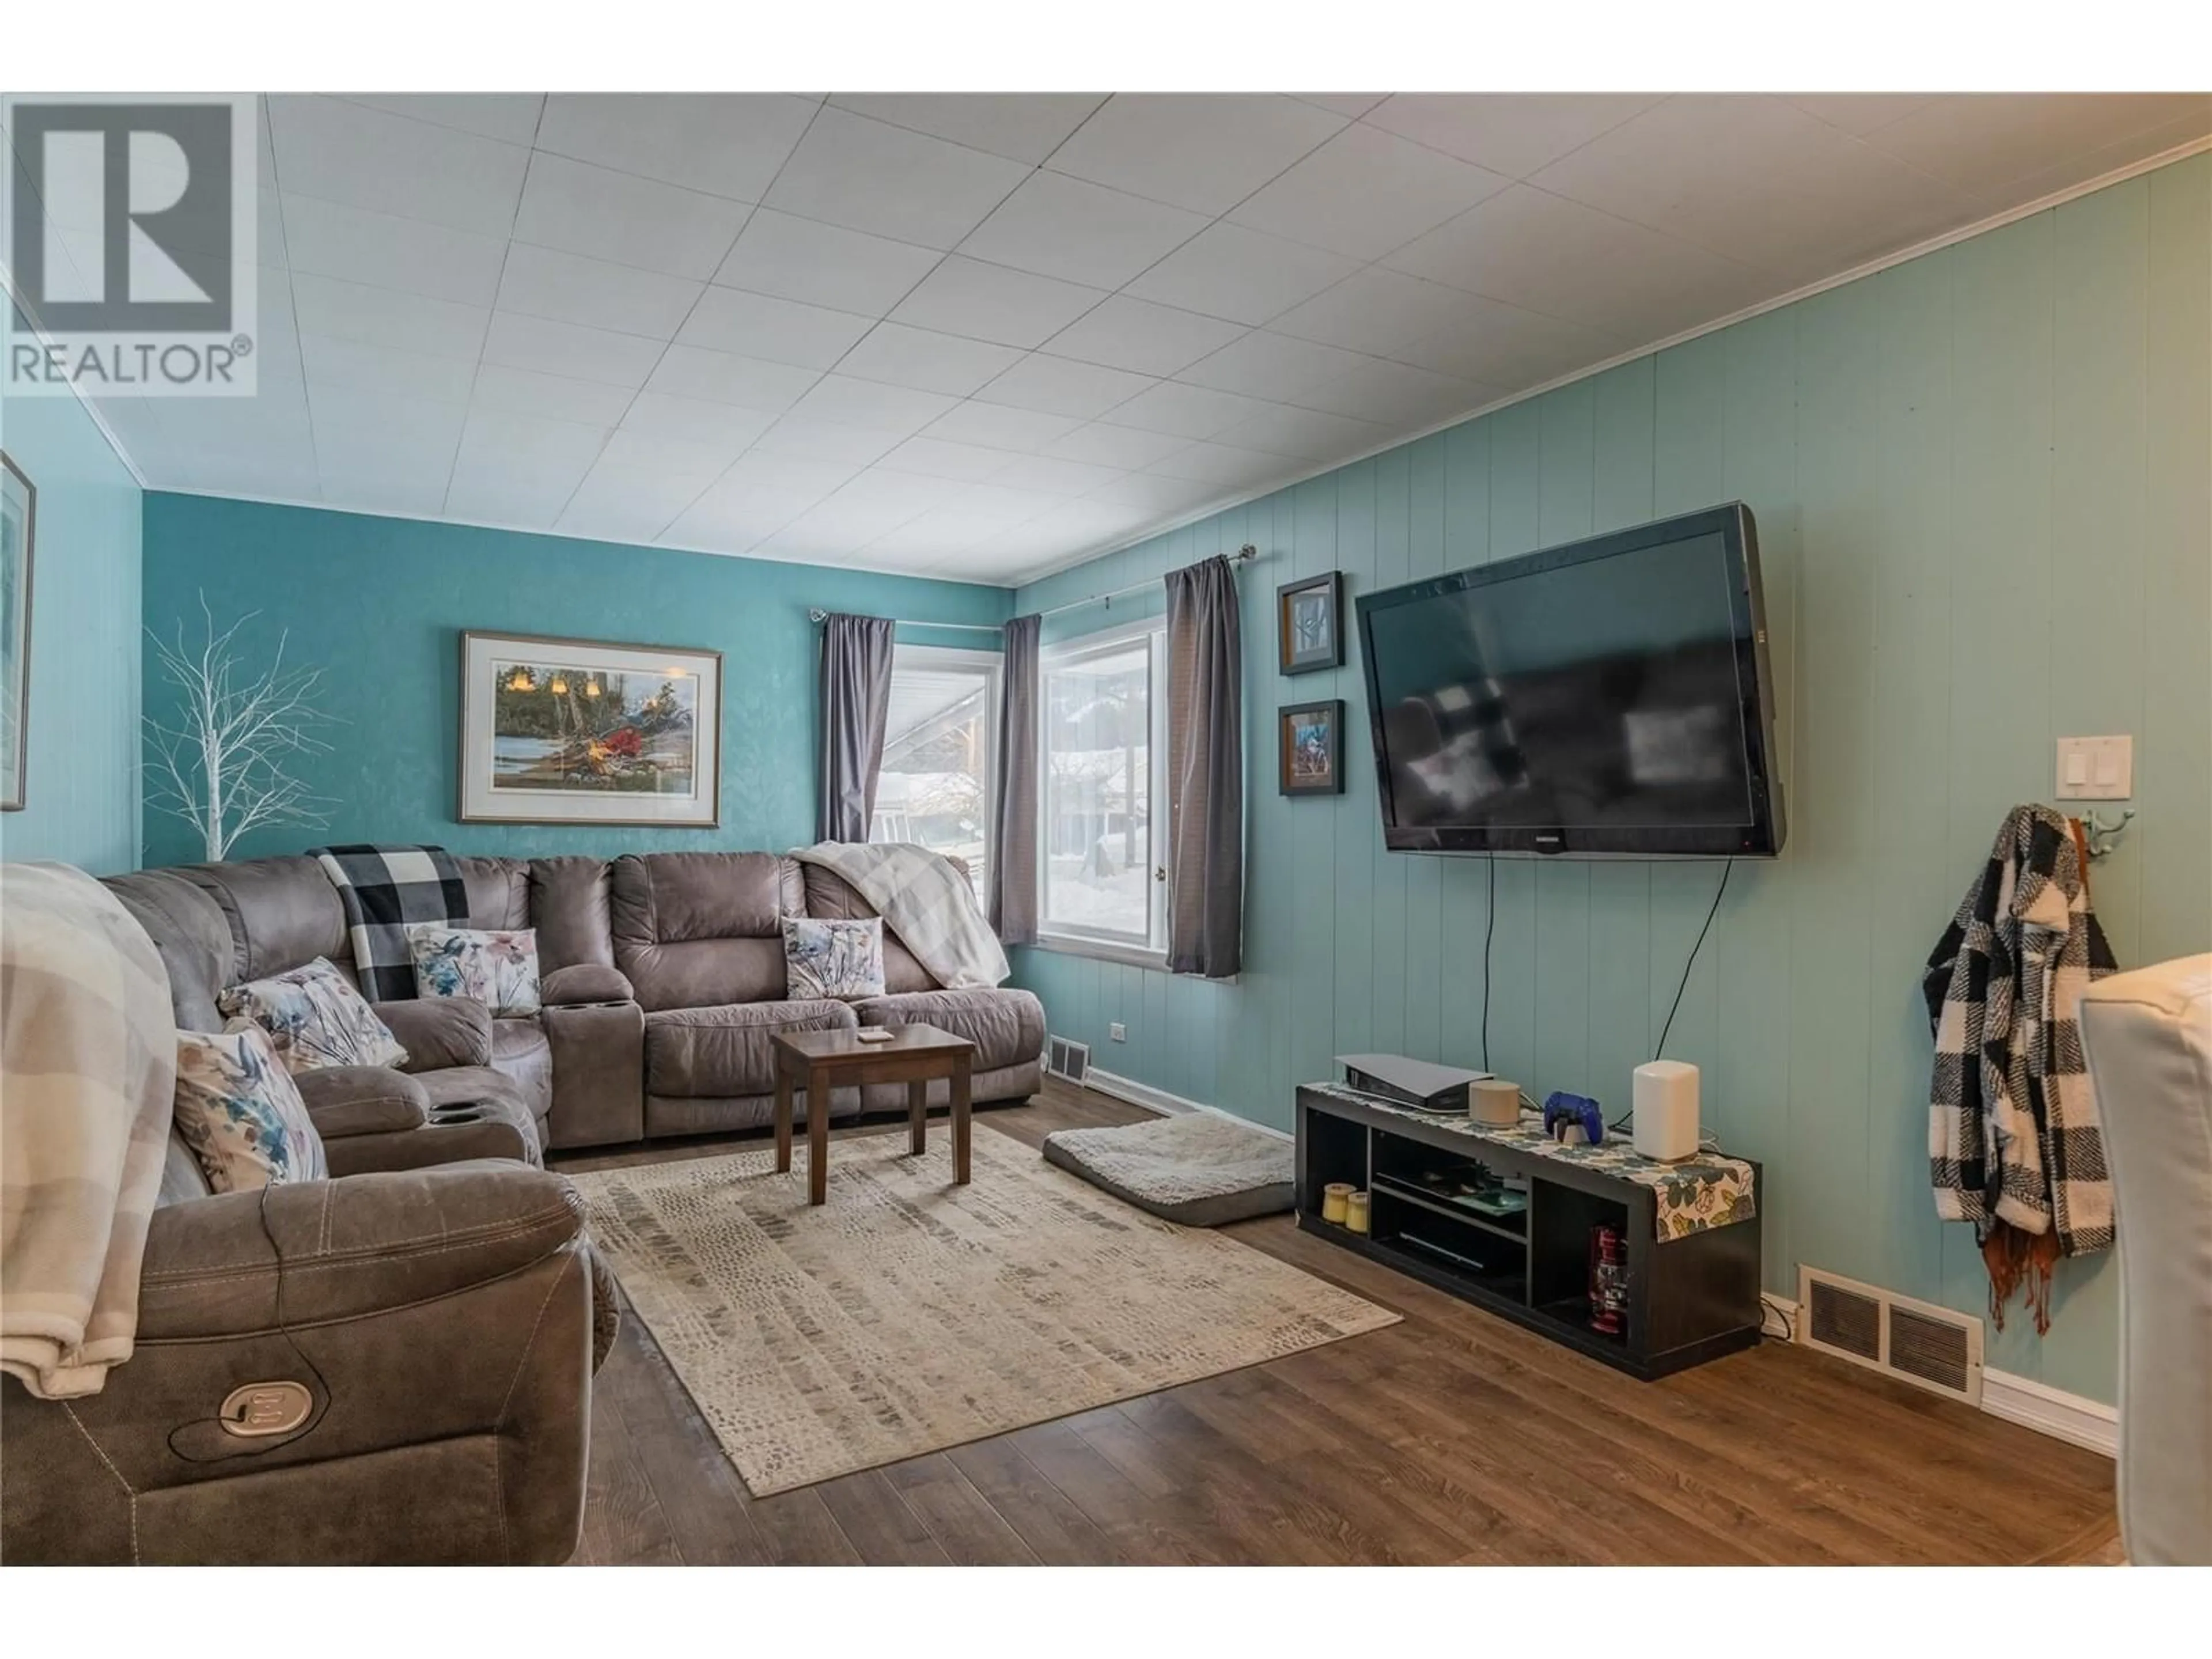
63;90;2212;581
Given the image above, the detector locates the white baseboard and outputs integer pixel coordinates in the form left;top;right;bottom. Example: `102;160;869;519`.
1082;1067;1294;1142
1758;1296;2117;1458
1981;1369;2119;1458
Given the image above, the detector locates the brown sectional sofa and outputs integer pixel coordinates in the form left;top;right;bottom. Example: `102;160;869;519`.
127;846;1046;1155
0;844;1041;1565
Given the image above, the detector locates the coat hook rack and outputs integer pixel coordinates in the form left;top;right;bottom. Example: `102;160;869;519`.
2077;807;2134;862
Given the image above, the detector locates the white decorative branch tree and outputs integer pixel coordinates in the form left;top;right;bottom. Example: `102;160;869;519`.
145;595;335;861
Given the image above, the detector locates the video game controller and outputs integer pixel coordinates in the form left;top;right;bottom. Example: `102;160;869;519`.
1541;1091;1605;1147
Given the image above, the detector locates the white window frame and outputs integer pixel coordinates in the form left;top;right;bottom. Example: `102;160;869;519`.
1035;615;1170;969
874;642;1001;896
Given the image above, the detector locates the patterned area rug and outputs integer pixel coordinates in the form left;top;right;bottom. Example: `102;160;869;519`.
568;1124;1397;1495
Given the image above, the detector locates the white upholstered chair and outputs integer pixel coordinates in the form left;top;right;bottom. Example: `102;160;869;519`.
2079;953;2212;1566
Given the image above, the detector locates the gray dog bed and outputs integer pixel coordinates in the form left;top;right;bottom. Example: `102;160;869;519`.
1041;1111;1294;1226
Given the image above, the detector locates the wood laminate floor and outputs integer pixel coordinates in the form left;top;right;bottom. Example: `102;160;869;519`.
552;1081;2120;1567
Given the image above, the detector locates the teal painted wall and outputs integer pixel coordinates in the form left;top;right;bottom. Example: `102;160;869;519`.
0;381;143;874
140;495;1010;866
1012;156;2212;1406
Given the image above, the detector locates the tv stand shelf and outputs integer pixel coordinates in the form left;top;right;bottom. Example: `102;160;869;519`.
1296;1085;1763;1379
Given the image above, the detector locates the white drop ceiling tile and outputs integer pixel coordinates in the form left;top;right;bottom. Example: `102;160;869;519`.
1361;94;1665;179
482;309;668;388
452;406;611;478
1382;184;1782;341
1857;93;2212;200
861;511;1012;564
1396;293;1623;392
925;481;1066;529
1099;380;1278;440
1229;123;1510;260
317;471;449;518
592;428;735;483
889;256;1109;349
1292;356;1486;427
959;172;1208;289
309;385;468;474
1215;402;1393;461
1084;472;1224;513
986;454;1127;496
554;478;702;545
676;286;874;369
513;151;751;281
619;391;777;451
472;363;640;427
1530;95;1979;281
1290;93;1390;119
442;470;576;531
751;415;904;466
879;437;1022;482
786;374;960;435
1040;422;1192;470
495;243;703;339
645;345;821;414
1270;266;1491;358
2003;105;2212;204
1176;330;1369;403
1783;93;1942;138
292;270;490;359
665;453;854;546
281;192;509;307
1042;296;1249;378
713;209;942;316
976;354;1155;419
1045;94;1346;214
1142;441;1293;489
536;93;817;202
301;331;480;405
342;94;547;146
834;468;969;516
835;323;1025;397
828;94;1109;164
920;402;1085;453
1123;222;1361;325
756;492;933;558
764;107;1033;250
267;94;528;234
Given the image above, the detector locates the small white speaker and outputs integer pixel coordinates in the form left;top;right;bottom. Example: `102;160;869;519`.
1632;1060;1700;1162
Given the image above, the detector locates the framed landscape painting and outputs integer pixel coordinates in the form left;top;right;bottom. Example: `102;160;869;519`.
1;452;35;811
459;631;721;827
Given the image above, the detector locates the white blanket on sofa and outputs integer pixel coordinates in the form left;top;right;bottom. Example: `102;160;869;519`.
1;863;178;1399
791;843;1010;990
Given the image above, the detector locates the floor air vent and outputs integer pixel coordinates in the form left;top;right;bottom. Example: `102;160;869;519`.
1046;1035;1090;1085
1797;1267;1983;1406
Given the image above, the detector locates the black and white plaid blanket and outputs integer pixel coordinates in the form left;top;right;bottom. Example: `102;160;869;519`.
1923;804;2118;1260
310;843;471;1001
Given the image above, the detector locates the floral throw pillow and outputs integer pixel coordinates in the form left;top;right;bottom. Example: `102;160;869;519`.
405;925;542;1015
218;956;408;1075
782;916;887;1002
173;1022;329;1192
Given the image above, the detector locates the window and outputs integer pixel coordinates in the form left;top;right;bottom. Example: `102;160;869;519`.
870;644;998;900
1039;619;1169;960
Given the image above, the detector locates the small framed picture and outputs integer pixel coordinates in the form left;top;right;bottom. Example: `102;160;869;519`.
1277;570;1343;675
1;451;35;812
1279;699;1346;797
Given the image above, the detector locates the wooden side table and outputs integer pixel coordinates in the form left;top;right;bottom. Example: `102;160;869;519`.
771;1024;976;1205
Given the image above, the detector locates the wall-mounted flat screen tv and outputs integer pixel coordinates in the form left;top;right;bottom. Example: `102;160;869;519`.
1353;502;1785;858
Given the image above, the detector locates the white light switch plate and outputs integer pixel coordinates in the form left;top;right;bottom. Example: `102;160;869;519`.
1109;1022;1127;1043
2056;735;2132;801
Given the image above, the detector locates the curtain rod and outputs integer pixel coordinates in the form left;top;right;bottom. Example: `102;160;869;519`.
807;544;1259;629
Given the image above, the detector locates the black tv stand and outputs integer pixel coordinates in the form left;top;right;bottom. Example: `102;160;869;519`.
1296;1085;1763;1379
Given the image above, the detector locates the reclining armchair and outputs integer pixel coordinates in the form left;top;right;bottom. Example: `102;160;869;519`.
0;869;611;1566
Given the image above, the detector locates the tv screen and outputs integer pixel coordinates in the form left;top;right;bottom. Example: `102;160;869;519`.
1354;502;1784;858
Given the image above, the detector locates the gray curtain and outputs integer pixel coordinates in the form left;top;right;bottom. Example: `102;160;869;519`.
817;613;896;843
988;614;1041;944
1165;556;1243;978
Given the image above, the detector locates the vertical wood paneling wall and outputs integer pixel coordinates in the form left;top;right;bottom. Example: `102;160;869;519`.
1010;157;2211;1406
